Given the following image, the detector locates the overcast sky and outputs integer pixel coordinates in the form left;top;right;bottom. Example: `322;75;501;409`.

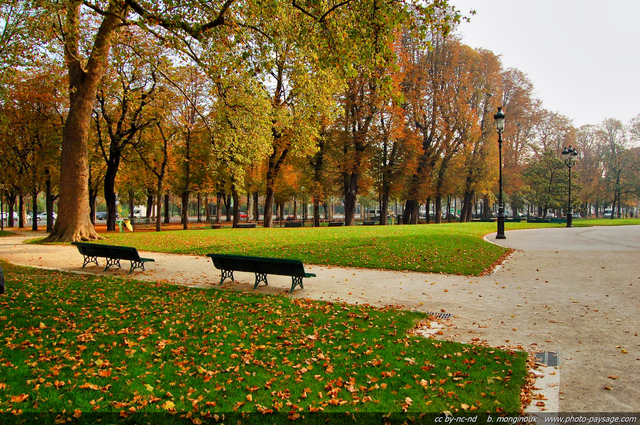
450;0;640;128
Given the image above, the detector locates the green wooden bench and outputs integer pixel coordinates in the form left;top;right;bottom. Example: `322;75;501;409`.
527;218;551;223
71;242;155;273
206;253;315;293
328;221;344;227
234;222;257;228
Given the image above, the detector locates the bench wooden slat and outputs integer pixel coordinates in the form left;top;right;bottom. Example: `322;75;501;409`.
206;253;315;293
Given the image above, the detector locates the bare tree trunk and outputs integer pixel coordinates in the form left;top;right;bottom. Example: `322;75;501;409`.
156;181;163;232
45;2;122;242
164;194;170;224
253;192;259;222
45;172;53;232
18;193;25;228
434;197;442;224
31;189;38;231
181;191;189;230
146;194;153;219
232;187;240;228
215;192;222;224
343;172;358;226
246;192;251;221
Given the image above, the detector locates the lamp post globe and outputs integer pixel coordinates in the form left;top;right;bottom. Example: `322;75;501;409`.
494;107;506;239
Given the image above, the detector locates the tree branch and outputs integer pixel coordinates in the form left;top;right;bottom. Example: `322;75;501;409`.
124;0;234;41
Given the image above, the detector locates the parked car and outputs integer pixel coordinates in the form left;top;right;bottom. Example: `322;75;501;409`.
239;212;248;219
95;212;107;220
38;212;57;221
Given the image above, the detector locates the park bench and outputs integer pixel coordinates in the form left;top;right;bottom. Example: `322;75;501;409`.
206;253;315;293
362;220;377;225
234;222;257;228
71;242;155;274
132;217;154;230
526;217;551;223
328;221;344;227
284;221;302;228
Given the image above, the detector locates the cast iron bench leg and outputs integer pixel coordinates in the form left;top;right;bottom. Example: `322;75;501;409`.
220;269;234;285
129;260;145;274
82;255;99;268
290;276;304;293
254;273;268;289
104;257;121;271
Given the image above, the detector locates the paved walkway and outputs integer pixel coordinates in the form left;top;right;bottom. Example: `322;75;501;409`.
1;226;639;412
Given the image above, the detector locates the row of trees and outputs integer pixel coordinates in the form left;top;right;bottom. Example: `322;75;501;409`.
1;1;639;240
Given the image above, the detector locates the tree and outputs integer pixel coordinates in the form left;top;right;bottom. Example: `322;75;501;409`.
459;49;503;222
44;0;232;242
600;118;634;218
21;1;458;240
93;30;158;231
134;88;177;231
574;125;604;217
0;69;64;229
523;148;575;217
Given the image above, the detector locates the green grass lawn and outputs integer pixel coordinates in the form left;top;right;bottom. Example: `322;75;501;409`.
0;262;527;421
93;221;564;276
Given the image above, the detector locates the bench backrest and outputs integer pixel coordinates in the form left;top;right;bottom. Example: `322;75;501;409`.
207;254;307;277
72;242;142;261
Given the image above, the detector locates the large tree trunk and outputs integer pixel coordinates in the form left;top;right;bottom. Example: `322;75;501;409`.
403;199;420;224
164;194;170;224
434;197;442;224
343;172;358;226
31;189;38;231
461;190;474;222
380;192;390;225
181;191;189;230
231;187;240;228
263;188;275;227
146;193;153;219
18;193;25;228
313;198;320;227
45;177;53;232
196;193;201;223
45;2;121;242
253;191;259;222
156;181;163;232
263;140;290;228
104;155;121;231
6;195;16;228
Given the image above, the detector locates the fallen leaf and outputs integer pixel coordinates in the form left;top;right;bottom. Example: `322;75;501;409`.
11;394;29;403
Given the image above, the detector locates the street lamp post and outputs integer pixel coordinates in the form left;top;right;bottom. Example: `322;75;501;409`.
561;146;578;227
494;107;506;239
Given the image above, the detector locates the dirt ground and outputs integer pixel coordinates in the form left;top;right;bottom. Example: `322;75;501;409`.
1;226;639;412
